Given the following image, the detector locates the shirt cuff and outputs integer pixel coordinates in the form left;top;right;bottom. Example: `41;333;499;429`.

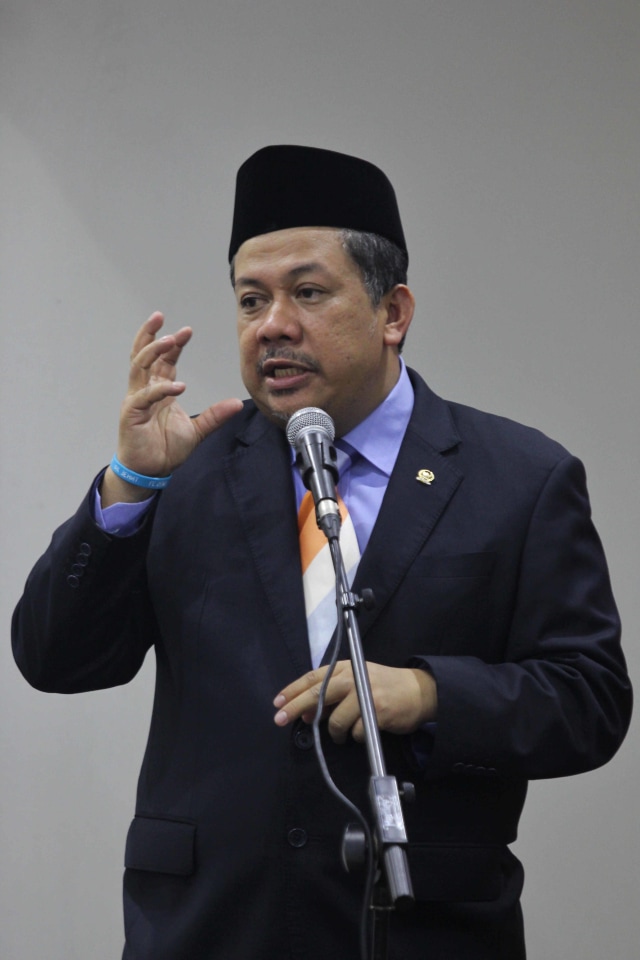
92;477;155;536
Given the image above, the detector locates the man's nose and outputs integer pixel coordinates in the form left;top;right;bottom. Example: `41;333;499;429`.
256;298;303;343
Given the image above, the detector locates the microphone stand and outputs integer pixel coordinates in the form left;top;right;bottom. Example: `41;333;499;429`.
322;517;415;958
286;406;414;957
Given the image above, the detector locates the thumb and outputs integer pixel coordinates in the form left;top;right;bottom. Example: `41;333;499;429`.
192;397;244;441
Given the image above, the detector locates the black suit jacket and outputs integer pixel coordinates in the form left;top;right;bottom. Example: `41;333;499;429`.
12;370;632;959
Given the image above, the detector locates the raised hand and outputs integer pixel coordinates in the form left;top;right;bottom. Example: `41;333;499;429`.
102;312;243;505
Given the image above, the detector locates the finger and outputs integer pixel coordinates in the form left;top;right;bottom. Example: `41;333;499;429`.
191;398;244;442
326;690;362;744
124;377;187;416
130;312;165;358
129;328;193;391
274;677;325;726
134;328;193;371
351;719;365;743
273;668;329;711
273;665;352;727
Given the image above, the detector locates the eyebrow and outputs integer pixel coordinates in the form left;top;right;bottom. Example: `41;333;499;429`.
234;262;329;289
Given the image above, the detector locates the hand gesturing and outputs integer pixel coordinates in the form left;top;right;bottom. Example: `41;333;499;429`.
102;312;243;505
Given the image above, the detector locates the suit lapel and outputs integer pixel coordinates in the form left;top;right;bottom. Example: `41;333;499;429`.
348;372;463;645
223;411;311;675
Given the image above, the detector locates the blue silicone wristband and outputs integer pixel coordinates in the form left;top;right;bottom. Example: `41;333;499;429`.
110;455;172;490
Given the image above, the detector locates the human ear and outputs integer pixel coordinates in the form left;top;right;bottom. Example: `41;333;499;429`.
382;285;415;347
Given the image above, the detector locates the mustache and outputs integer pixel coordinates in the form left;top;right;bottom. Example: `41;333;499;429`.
256;348;320;376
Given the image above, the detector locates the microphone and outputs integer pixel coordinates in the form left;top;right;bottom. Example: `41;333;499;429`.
286;407;341;539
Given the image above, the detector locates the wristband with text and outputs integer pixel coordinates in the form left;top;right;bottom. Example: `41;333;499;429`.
110;455;172;490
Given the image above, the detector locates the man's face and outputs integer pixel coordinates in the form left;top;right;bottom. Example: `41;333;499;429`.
234;227;408;437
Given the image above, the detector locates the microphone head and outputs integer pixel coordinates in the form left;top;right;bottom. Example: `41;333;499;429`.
286;407;335;447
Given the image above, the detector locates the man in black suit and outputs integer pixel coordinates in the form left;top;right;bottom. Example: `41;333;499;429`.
12;145;632;959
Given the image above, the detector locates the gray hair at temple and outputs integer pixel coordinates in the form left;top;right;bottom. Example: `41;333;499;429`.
340;229;409;352
339;229;408;306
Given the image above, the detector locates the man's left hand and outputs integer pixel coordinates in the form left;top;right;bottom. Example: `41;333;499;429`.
273;661;437;743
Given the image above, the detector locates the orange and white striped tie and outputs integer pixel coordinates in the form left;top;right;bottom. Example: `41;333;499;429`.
298;490;361;668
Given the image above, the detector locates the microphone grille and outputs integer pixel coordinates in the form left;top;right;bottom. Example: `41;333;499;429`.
286;407;335;446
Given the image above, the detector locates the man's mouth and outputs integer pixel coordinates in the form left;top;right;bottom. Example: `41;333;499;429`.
259;355;318;387
270;364;307;379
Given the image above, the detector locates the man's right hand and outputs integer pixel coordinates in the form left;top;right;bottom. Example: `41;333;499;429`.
100;312;243;506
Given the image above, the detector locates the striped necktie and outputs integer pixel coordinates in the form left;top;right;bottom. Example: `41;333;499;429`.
298;445;361;668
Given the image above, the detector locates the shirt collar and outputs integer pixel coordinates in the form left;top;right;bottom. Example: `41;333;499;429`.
288;358;414;478
340;358;414;477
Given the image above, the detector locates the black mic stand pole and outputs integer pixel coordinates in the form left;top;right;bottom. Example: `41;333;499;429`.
321;516;414;958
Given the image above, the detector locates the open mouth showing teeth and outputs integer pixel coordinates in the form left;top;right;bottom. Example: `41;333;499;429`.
272;366;303;378
261;357;314;379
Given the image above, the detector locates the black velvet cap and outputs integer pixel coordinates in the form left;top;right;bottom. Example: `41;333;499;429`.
228;145;407;261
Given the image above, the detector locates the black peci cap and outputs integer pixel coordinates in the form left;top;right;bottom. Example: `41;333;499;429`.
228;145;406;262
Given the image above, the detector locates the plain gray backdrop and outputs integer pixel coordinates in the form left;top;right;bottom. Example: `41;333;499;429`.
2;2;638;957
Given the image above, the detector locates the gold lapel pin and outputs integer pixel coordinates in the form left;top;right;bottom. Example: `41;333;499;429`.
416;469;435;486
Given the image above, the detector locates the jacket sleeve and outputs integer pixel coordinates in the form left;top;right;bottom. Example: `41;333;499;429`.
416;454;632;781
12;483;159;694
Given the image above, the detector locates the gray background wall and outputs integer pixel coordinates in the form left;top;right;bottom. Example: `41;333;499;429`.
1;2;638;957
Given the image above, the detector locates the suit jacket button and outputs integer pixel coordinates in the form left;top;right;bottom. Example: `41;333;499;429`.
287;828;308;848
67;575;80;588
293;723;314;750
79;543;92;556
